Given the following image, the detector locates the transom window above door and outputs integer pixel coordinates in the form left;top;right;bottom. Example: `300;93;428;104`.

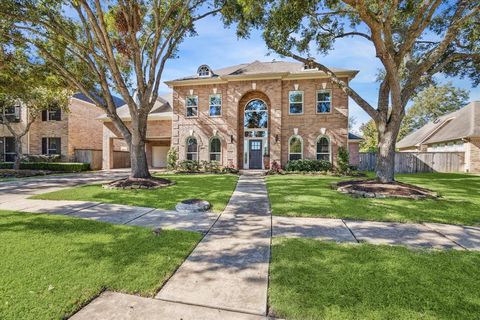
289;91;303;114
244;99;268;129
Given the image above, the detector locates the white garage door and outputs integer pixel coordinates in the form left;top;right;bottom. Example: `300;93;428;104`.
152;146;169;168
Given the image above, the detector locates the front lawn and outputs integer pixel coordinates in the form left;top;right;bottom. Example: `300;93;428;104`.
270;238;480;320
0;210;201;319
32;174;238;212
266;173;480;225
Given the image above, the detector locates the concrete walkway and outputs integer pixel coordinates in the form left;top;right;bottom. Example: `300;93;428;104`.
157;174;271;315
273;216;480;251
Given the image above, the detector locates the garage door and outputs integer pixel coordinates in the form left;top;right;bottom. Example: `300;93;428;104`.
152;146;169;168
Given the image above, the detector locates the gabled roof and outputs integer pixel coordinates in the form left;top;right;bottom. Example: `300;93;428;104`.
72;92;125;108
397;101;480;148
165;60;358;85
97;93;172;122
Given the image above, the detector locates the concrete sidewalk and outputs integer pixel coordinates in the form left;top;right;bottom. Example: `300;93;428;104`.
156;174;271;315
273;216;480;251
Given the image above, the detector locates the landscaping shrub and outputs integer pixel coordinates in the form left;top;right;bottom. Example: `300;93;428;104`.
0;162;90;172
337;146;350;174
267;160;283;175
20;154;61;163
177;160;200;172
167;148;178;170
285;159;332;172
201;160;222;173
222;164;239;174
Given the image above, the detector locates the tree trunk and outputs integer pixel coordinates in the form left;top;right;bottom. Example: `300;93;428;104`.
14;137;22;171
375;126;398;183
129;128;150;179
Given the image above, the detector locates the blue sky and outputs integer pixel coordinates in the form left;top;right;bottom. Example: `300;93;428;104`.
160;15;480;133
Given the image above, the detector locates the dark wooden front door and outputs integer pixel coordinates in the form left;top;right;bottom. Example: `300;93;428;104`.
249;140;263;169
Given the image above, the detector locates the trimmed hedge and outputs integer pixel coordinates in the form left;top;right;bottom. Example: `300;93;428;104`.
285;159;332;172
0;162;90;172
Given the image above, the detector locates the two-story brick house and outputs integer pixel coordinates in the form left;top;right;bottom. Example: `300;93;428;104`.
101;60;359;170
0;93;122;162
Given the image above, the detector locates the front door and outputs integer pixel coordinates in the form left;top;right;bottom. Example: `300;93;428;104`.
249;140;263;169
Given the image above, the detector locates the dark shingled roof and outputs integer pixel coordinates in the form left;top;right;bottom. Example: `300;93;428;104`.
72;92;125;108
168;60;358;82
348;132;363;140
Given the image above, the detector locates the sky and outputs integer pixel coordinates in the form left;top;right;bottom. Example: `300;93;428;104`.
159;15;480;133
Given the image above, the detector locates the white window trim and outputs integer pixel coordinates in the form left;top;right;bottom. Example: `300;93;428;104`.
316;89;332;114
47;108;61;121
2;137;16;162
209;136;222;162
45;137;61;155
288;135;303;161
198;65;211;77
288;91;304;115
316;135;331;161
209;94;222;117
186;95;198;118
244;98;268;129
185;136;198;161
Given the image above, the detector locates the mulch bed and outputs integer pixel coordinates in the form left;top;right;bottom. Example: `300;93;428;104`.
103;177;175;190
0;169;53;179
334;179;438;199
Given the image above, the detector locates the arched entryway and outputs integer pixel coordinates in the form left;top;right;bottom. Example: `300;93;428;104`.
238;91;271;169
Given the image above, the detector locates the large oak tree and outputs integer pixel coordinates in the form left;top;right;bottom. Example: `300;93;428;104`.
1;0;229;179
226;0;479;182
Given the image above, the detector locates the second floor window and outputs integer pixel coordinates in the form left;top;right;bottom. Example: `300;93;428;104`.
42;108;61;121
289;91;303;114
0;105;20;122
209;94;222;117
42;137;61;155
186;96;198;117
317;90;331;113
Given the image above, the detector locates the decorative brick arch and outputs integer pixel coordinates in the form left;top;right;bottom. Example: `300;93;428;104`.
237;91;272;168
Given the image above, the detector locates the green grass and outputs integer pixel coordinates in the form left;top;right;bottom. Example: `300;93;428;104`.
31;174;239;212
266;173;480;225
270;238;480;320
0;210;202;320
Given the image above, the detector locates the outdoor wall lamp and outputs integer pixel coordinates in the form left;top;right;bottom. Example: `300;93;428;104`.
275;134;279;143
231;135;234;143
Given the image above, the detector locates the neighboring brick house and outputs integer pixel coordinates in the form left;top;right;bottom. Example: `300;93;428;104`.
101;60;360;170
0;93;120;162
348;132;363;167
397;101;480;173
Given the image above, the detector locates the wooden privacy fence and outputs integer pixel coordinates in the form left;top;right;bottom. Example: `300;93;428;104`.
113;151;131;168
359;152;465;173
74;149;102;170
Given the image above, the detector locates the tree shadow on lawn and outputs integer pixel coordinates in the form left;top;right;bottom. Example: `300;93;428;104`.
267;175;480;225
269;239;480;320
0;211;202;319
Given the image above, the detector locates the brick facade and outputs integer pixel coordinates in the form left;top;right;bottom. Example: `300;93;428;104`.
467;138;480;173
1;97;104;161
171;77;350;169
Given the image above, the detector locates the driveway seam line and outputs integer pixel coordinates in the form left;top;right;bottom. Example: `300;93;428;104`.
123;207;157;225
421;223;468;251
156;297;268;318
65;202;102;215
341;219;360;243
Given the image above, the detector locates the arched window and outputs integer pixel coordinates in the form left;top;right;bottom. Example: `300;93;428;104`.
288;136;303;161
244;99;268;130
197;65;211;77
316;136;331;161
209;137;221;162
186;137;198;161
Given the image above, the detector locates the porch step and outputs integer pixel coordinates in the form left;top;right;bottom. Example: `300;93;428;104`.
239;169;267;176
